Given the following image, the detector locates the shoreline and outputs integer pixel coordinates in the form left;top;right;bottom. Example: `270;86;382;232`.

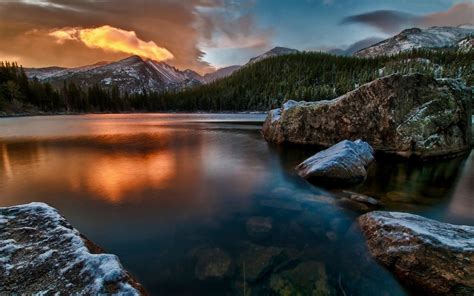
0;110;268;119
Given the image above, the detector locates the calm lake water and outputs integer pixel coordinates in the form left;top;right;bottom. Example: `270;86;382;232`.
0;114;472;295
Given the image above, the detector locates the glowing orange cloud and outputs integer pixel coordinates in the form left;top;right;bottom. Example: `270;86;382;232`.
49;25;174;61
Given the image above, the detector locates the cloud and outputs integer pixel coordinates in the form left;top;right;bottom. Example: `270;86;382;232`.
49;25;174;62
341;10;417;34
420;2;474;28
0;0;267;73
328;37;384;55
341;2;474;34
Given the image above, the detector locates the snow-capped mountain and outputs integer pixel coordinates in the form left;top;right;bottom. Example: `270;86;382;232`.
26;56;201;94
25;46;300;94
247;47;299;65
355;26;474;58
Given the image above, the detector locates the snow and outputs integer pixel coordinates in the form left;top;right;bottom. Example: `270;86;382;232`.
366;211;474;251
0;202;141;294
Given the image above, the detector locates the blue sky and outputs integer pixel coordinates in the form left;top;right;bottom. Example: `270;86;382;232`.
202;0;472;67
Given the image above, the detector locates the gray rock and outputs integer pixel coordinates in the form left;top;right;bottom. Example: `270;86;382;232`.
246;216;273;239
194;247;233;280
344;191;381;207
359;211;474;295
0;203;145;295
295;139;374;186
263;74;472;159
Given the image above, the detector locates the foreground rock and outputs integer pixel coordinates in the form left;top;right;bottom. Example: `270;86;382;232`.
0;202;145;295
359;211;474;295
263;74;471;159
295;139;374;186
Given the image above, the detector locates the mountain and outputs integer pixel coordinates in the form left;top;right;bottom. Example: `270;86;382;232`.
200;65;242;84
25;46;300;94
26;56;201;94
247;47;299;64
355;26;474;57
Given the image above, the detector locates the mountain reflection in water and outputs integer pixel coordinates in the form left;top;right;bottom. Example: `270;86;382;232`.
0;114;472;295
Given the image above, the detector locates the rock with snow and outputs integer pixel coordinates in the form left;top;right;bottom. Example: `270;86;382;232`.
0;202;145;295
355;26;474;57
295;140;374;186
262;74;472;159
358;211;474;295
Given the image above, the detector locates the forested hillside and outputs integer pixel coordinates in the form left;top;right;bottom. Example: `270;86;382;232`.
1;49;472;114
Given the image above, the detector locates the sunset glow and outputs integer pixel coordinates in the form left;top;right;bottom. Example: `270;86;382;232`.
49;25;174;62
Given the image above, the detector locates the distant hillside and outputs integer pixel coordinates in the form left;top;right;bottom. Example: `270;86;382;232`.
155;49;473;111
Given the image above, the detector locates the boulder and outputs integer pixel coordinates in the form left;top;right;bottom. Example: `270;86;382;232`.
358;211;474;295
295;139;374;186
0;202;146;295
263;74;472;159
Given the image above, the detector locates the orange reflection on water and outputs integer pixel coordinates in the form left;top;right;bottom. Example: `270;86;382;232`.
84;150;176;203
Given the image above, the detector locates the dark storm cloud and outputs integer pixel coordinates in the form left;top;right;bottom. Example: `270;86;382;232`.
340;2;474;35
340;10;417;34
0;0;271;73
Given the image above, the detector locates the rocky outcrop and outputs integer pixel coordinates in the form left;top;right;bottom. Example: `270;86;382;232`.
263;74;472;159
358;211;474;295
0;202;146;295
295;139;374;186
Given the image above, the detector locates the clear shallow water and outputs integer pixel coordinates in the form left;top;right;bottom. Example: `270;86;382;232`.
0;114;472;295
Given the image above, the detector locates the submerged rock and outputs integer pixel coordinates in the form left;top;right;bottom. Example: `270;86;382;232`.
269;261;333;295
194;247;233;280
237;242;285;282
358;211;474;295
246;216;273;239
0;202;145;295
263;74;472;159
295;139;374;186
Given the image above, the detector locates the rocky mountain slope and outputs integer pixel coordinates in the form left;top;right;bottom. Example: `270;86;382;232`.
25;47;298;94
355;26;474;57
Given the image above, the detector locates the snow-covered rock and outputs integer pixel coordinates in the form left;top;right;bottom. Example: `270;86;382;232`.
359;211;474;295
295;139;374;186
0;202;145;295
355;26;474;57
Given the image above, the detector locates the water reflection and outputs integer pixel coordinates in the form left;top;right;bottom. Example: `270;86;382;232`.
0;114;472;295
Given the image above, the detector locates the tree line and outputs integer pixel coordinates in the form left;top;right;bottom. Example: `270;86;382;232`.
1;48;472;114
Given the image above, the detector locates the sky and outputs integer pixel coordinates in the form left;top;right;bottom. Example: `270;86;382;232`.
0;0;472;73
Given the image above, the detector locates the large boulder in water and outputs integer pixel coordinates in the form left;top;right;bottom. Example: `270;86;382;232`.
295;139;374;186
358;211;474;295
262;74;472;159
0;202;146;295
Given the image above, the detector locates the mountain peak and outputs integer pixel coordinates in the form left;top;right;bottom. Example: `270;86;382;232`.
247;46;299;65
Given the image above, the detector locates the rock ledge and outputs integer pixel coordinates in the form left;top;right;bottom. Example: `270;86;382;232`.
0;202;146;295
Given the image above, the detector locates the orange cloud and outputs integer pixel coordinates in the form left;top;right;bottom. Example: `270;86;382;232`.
49;25;174;62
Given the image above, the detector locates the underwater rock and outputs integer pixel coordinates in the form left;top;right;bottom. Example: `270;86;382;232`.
237;242;285;282
269;260;334;295
194;247;233;280
246;216;273;239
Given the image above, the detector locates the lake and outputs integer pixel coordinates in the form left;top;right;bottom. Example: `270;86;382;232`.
0;114;472;295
